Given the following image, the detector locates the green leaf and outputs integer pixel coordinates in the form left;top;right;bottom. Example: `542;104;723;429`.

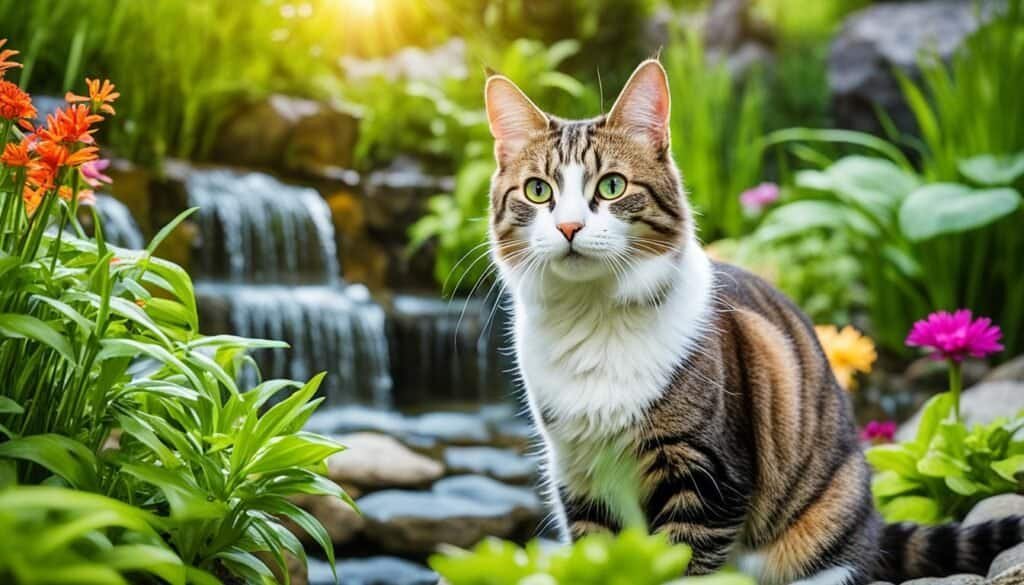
0;396;24;414
880;495;944;524
0;434;98;490
120;463;226;521
0;313;76;363
945;475;983;496
99;545;186;585
245;432;344;476
872;470;921;498
146;207;198;256
865;444;921;477
917;452;967;478
754;201;849;242
899;183;1021;241
991;454;1024;483
958;152;1024;186
915;393;955;447
827;156;921;220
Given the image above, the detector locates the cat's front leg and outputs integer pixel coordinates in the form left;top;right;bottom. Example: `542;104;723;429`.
557;485;623;539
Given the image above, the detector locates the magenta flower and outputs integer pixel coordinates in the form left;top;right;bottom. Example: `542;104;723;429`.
906;309;1003;362
739;182;780;213
80;158;112;188
861;420;897;444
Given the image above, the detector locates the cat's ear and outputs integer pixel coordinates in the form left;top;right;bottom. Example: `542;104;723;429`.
606;60;671;151
485;75;548;166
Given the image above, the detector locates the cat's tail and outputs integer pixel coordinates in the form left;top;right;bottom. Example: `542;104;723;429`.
875;518;1024;581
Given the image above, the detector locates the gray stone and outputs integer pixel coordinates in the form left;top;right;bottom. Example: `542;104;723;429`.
408;412;491;446
897;382;1024;442
444;446;537;484
829;0;1000;135
357;475;541;555
964;494;1024;527
989;542;1024;579
901;575;983;585
307;556;438;585
328;432;444;489
985;355;1024;384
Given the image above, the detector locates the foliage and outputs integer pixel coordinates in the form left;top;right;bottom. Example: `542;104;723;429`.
0;51;347;583
0;0;345;164
867;392;1024;524
753;0;870;42
753;148;1022;353
431;528;755;585
664;34;765;240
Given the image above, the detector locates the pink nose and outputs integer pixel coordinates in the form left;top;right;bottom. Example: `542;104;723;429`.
556;222;583;242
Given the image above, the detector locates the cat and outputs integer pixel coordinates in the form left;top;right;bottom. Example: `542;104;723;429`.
483;59;1024;585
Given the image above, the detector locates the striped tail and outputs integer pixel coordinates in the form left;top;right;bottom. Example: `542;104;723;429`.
875;517;1024;581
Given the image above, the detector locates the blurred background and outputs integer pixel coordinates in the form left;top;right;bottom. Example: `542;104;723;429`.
3;1;1023;582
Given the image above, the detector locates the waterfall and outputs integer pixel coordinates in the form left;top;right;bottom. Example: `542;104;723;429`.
186;168;393;406
187;170;340;283
93;195;145;250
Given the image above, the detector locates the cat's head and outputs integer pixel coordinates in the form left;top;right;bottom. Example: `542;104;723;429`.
485;60;692;298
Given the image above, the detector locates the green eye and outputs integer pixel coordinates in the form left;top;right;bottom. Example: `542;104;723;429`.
524;178;552;203
597;173;627;200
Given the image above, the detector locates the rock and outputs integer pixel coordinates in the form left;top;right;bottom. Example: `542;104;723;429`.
307;556;438;585
989;542;1024;579
288;494;365;546
210;94;361;174
328;432;444;489
896;381;1024;441
829;0;1000;136
984;355;1024;384
444;446;537;484
407;412;491;446
326;190;388;291
902;576;983;585
963;494;1024;527
357;474;541;555
305;406;501;448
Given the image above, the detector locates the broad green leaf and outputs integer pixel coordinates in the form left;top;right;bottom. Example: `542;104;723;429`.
754;201;848;242
945;475;983;496
917;452;967;478
0;396;24;414
991;454;1024;483
0;486;164;534
245;432;345;476
872;470;920;498
0;313;76;363
99;545;186;585
880;495;944;524
120;463;226;521
827;156;920;220
899;183;1021;241
254;496;338;571
865;444;921;477
914;393;955;447
958;152;1024;186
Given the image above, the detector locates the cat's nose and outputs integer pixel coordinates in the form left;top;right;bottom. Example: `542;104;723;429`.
556;222;583;242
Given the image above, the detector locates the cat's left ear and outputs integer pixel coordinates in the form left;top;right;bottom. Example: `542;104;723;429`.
606;60;671;151
485;75;549;166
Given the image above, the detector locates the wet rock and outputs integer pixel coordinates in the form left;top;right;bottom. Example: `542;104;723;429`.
328;432;444;489
305;406;500;448
308;556;438;585
897;382;1024;442
901;576;983;585
211;94;361;174
989;543;1024;580
105;158;153;238
984;355;1024;384
444;446;537;484
288;494;365;546
408;412;491;446
357;474;541;555
829;0;999;135
326;190;388;291
963;494;1024;527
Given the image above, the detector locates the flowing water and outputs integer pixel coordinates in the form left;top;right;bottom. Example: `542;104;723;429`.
94;195;145;249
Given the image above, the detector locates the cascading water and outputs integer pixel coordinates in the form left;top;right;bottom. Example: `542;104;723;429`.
187;168;392;406
94;195;145;249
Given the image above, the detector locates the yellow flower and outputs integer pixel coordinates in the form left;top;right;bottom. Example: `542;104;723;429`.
815;324;877;390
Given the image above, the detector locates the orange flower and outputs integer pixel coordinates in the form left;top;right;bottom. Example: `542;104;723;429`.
22;183;44;216
0;140;30;167
65;78;119;116
66;145;99;167
0;39;21;78
57;185;95;205
0;79;36;126
39;105;101;145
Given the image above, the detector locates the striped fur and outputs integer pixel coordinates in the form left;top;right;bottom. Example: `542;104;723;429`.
485;60;1024;584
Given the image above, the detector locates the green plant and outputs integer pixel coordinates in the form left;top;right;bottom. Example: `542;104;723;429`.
0;53;348;583
664;33;765;239
431;528;755;585
867;392;1024;524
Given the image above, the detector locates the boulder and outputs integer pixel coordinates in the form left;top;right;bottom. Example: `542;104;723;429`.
963;494;1024;527
984;355;1024;384
444;446;537;484
989;542;1024;580
901;576;983;585
288;494;365;546
328;432;445;490
357;474;541;555
305;406;498;449
897;381;1024;441
307;556;438;585
829;0;999;135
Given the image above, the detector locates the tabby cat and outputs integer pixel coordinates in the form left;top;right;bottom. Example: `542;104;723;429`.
483;60;1024;584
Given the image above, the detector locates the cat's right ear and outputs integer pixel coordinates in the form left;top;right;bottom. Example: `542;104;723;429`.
485;76;548;166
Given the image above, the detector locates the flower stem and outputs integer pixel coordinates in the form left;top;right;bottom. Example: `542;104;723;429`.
948;359;963;422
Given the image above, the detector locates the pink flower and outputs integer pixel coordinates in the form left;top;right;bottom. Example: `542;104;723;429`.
906;309;1003;362
80;158;111;187
739;182;780;213
860;420;897;444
